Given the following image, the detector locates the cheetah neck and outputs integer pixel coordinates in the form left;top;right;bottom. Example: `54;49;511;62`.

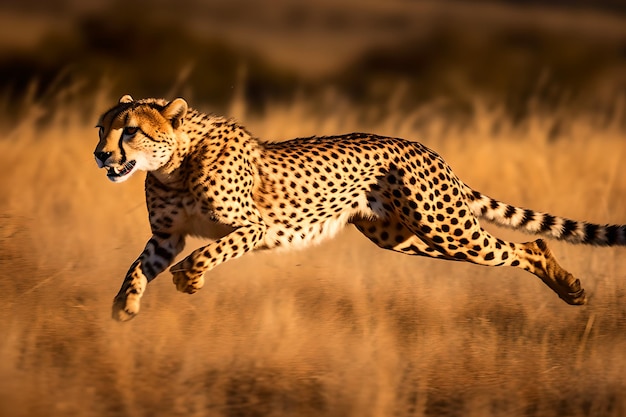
151;110;261;189
149;130;191;188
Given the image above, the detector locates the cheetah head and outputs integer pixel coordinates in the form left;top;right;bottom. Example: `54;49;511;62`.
94;95;188;183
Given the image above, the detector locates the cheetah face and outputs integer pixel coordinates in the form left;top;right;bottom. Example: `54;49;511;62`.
95;124;142;182
94;95;187;183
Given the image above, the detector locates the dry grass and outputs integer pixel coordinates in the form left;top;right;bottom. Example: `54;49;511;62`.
1;90;626;417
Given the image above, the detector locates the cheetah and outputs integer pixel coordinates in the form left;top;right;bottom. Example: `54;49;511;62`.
95;95;626;321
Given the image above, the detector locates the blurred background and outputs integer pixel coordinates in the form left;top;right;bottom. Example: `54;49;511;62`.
0;0;625;123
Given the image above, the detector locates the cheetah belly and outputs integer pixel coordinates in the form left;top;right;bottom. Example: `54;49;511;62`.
262;215;349;251
260;190;376;251
262;205;377;251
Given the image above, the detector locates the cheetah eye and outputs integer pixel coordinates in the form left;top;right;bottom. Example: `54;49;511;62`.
97;126;104;139
123;126;139;137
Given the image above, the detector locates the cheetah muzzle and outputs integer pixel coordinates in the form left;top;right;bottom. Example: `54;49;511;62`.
105;160;137;180
95;95;626;321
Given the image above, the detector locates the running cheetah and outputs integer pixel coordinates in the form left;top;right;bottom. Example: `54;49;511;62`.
95;95;626;321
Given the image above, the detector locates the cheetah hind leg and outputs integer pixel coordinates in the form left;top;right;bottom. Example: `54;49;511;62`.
519;239;587;305
416;225;588;305
352;218;455;259
353;219;586;305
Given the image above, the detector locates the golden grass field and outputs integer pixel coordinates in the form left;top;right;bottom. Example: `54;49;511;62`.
1;88;625;417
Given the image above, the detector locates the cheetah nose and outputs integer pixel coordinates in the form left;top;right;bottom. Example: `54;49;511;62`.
94;151;112;165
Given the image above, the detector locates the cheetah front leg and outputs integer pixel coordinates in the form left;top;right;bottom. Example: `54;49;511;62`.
112;233;185;321
170;224;266;294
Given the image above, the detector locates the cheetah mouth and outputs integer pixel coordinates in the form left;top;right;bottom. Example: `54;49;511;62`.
106;160;136;180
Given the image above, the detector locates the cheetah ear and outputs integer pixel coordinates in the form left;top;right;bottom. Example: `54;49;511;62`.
161;98;188;129
119;94;134;104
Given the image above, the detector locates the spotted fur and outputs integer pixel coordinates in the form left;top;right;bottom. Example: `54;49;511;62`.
95;95;625;321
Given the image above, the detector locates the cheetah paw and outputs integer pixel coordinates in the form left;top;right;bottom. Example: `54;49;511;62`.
171;264;205;294
112;293;140;321
557;276;587;306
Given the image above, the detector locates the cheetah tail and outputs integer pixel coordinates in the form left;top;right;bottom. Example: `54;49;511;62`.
464;188;626;246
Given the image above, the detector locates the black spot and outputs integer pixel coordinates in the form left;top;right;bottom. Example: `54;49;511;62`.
144;262;156;279
484;252;495;261
535;239;548;251
155;246;172;261
453;252;468;260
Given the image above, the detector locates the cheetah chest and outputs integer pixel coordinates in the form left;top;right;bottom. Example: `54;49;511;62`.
180;195;234;240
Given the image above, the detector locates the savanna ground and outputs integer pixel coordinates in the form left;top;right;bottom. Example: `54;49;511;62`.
1;87;626;417
1;1;626;417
